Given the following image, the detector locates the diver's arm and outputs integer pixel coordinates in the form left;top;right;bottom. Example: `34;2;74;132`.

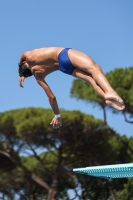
33;70;62;128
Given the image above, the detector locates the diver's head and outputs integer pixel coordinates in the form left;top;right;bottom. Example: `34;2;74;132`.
18;62;33;78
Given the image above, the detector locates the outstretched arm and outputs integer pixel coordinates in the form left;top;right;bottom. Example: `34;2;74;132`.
34;70;62;129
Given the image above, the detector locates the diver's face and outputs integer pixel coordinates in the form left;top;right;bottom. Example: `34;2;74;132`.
22;61;30;69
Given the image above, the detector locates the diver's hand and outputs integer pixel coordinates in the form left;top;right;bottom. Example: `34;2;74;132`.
19;76;25;88
50;117;62;129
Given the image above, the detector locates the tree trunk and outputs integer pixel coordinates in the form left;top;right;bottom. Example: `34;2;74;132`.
48;178;58;200
108;182;117;200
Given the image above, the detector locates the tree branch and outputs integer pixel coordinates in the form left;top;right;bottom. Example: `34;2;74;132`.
123;112;133;124
0;150;50;192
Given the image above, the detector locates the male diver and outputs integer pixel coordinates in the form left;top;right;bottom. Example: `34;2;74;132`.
18;47;125;129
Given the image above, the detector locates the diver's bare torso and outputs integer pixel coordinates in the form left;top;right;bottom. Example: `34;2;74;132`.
22;47;64;76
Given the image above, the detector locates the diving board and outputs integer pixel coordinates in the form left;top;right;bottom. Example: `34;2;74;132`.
73;163;133;178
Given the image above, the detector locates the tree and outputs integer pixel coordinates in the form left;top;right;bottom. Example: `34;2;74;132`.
70;66;133;152
70;66;133;199
0;107;132;199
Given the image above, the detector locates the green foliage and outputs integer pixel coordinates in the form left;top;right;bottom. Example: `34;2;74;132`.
115;179;133;200
0;108;103;198
0;107;133;199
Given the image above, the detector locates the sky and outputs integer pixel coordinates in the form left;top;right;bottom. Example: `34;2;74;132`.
0;0;133;139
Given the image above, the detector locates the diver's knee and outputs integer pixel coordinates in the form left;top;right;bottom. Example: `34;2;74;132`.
94;63;102;71
89;63;102;74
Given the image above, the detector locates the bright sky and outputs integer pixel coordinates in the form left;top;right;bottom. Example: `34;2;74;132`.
0;0;133;137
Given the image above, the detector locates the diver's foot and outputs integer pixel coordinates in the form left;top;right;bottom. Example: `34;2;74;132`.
105;99;125;110
105;93;124;104
105;93;125;110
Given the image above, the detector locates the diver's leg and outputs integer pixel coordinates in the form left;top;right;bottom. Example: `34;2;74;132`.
72;68;105;98
68;49;125;110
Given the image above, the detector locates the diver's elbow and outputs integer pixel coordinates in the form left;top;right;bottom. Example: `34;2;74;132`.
48;96;56;104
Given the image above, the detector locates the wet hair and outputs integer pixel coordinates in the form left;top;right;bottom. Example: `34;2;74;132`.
18;63;33;78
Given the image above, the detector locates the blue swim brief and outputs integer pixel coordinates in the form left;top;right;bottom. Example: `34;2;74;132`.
58;48;75;75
